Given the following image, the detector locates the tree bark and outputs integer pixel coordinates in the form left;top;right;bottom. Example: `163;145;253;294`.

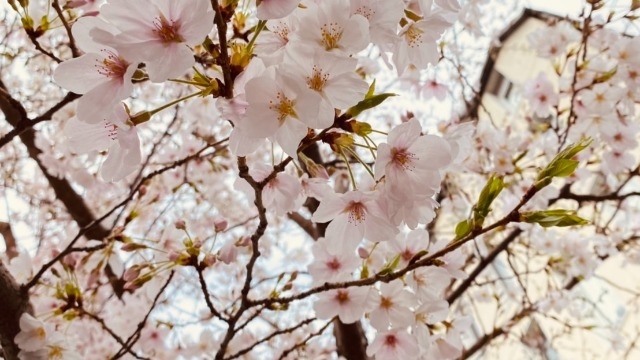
0;261;32;360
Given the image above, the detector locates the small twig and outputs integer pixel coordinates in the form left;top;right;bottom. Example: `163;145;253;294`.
51;0;80;58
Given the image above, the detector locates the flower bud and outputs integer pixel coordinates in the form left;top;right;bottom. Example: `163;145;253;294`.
174;220;187;230
214;218;228;232
218;242;238;264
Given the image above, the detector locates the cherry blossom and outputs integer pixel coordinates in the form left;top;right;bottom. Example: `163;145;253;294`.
295;0;370;54
393;16;452;74
256;0;300;20
366;328;420;360
368;282;417;331
241;68;324;158
523;72;558;118
313;287;373;324
311;190;397;248
14;313;51;352
100;0;214;82
64;104;141;181
308;236;360;285
53;17;136;123
375;119;452;200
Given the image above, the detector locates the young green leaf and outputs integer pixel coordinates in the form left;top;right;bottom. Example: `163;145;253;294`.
520;209;589;227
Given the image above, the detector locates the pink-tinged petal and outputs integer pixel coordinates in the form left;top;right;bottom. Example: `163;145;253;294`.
144;44;195;82
53;54;108;93
410;135;452;170
76;79;129;123
228;128;265;156
101;125;141;182
64;117;116;153
243;106;280;140
100;0;158;32
311;194;345;223
256;0;300;20
375;143;392;179
324;74;369;109
178;6;214;44
388;119;422;148
72;16;119;54
275;118;307;159
313;293;338;320
326;214;365;250
295;90;327;129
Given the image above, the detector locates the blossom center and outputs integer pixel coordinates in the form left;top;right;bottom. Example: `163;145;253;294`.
153;15;184;43
401;249;414;262
345;201;366;224
48;345;64;359
391;147;415;170
96;50;128;79
380;296;393;310
307;65;329;91
326;257;341;271
354;6;375;20
274;23;290;42
404;24;424;48
104;122;119;141
384;334;398;348
321;22;343;50
269;92;297;123
335;290;350;304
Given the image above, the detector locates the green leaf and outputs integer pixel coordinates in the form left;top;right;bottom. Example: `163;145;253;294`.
377;255;401;276
521;209;589;227
346;92;397;118
546;158;579;178
454;219;472;240
365;80;376;99
536;137;592;188
473;174;505;226
360;265;369;279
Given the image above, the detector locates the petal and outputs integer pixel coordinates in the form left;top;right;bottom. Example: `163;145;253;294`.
53;54;108;94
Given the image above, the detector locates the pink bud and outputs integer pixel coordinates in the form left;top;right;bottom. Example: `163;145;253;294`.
357;247;369;259
174;220;186;230
218;242;238;264
236;236;251;247
168;251;181;262
123;266;141;282
214;218;228;232
202;253;217;267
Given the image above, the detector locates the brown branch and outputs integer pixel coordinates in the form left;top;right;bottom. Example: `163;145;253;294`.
225;318;317;360
460;275;583;359
214;156;270;360
196;264;226;321
80;309;148;360
0;260;32;360
23;140;228;291
0;82;107;240
446;228;523;304
210;0;233;98
278;320;333;359
112;271;174;359
0;91;80;149
287;212;319;240
0;221;18;260
51;0;80;58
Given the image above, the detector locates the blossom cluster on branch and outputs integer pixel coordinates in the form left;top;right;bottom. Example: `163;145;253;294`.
0;0;639;359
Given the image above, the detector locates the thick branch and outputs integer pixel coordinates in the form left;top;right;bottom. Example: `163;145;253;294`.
0;83;107;240
0;260;32;360
0;221;18;260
